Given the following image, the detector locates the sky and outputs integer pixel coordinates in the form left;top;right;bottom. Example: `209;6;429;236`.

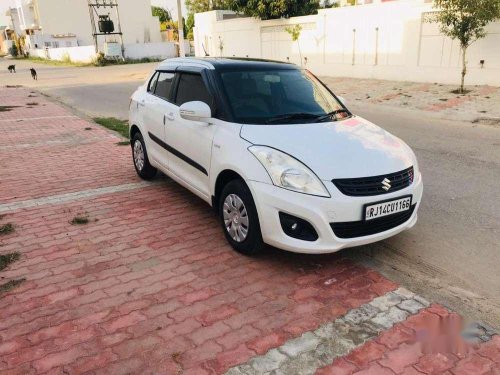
0;0;188;26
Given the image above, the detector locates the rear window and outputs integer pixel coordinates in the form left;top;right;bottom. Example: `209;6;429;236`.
147;72;159;93
154;72;175;101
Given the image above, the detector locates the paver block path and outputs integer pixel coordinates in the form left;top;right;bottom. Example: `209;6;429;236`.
0;87;498;374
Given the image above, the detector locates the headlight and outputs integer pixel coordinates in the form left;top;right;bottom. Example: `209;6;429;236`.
248;145;330;197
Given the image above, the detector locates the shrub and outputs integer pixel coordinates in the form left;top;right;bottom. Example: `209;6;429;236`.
9;44;18;57
92;52;108;66
61;52;72;64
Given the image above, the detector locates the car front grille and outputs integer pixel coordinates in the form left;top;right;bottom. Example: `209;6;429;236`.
332;167;414;197
330;204;416;239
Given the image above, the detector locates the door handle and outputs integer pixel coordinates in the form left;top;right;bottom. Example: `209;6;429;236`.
138;100;146;107
165;112;175;122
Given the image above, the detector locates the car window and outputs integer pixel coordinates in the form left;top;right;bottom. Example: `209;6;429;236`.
147;72;159;93
154;72;175;101
220;69;344;125
175;73;211;106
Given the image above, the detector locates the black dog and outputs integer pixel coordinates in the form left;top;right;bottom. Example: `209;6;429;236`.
8;65;16;73
30;68;37;80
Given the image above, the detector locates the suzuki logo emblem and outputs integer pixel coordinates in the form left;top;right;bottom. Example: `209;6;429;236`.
381;178;391;191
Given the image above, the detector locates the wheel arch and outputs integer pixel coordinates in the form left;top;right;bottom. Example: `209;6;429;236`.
130;124;141;143
212;169;246;212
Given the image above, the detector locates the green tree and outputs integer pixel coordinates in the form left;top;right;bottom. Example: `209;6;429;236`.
152;6;171;23
431;0;500;93
186;0;233;14
285;24;302;65
186;13;195;41
229;0;320;19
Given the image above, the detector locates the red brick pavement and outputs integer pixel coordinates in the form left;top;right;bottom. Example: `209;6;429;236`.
0;88;136;204
0;187;397;374
316;307;500;375
1;87;498;374
0;88;396;373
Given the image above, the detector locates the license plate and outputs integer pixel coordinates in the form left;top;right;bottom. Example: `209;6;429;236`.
364;196;412;221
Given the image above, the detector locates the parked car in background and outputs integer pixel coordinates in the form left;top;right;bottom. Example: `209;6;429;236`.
129;57;423;255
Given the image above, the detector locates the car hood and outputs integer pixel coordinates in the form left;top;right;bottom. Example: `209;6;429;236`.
240;116;415;179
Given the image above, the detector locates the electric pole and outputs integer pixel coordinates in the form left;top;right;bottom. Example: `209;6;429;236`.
176;0;185;57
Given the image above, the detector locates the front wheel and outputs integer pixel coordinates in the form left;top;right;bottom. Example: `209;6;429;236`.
219;179;263;255
132;132;157;180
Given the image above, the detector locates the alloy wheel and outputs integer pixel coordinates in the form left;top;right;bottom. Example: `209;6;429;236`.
133;139;145;171
223;194;249;242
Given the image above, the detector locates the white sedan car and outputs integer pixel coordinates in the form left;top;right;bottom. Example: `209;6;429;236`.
129;57;423;255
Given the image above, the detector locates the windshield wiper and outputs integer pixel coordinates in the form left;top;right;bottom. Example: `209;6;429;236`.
265;112;320;124
315;109;352;122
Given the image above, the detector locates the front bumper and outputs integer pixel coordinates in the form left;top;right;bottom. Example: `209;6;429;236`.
248;172;423;254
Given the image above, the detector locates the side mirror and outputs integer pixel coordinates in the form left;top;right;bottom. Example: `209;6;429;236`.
179;101;212;122
337;96;347;107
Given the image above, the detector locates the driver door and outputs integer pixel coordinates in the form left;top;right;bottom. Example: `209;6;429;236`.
164;71;216;199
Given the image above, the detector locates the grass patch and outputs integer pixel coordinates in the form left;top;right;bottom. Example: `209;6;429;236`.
471;118;500;126
451;88;472;95
0;278;26;294
0;106;19;112
70;215;89;225
16;56;90;67
116;141;130;146
93;54;162;67
0;223;15;235
0;252;21;271
16;56;160;68
93;117;129;139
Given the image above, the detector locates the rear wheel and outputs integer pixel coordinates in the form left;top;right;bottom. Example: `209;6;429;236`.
219;179;263;255
132;132;157;180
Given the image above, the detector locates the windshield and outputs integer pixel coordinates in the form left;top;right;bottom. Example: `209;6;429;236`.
219;69;348;125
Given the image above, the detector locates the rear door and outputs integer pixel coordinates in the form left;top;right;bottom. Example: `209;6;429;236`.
142;71;176;168
163;70;216;198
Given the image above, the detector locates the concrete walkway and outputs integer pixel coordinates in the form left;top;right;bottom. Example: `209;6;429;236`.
321;76;500;124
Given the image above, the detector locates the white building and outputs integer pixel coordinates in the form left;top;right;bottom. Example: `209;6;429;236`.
194;0;500;86
5;0;172;61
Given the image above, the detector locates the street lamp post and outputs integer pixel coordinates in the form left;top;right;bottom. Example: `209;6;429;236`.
176;0;185;57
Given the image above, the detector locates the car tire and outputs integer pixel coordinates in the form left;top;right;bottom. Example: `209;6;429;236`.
219;179;264;255
132;132;157;180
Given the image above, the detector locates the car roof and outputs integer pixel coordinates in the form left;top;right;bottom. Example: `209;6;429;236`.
157;57;299;72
